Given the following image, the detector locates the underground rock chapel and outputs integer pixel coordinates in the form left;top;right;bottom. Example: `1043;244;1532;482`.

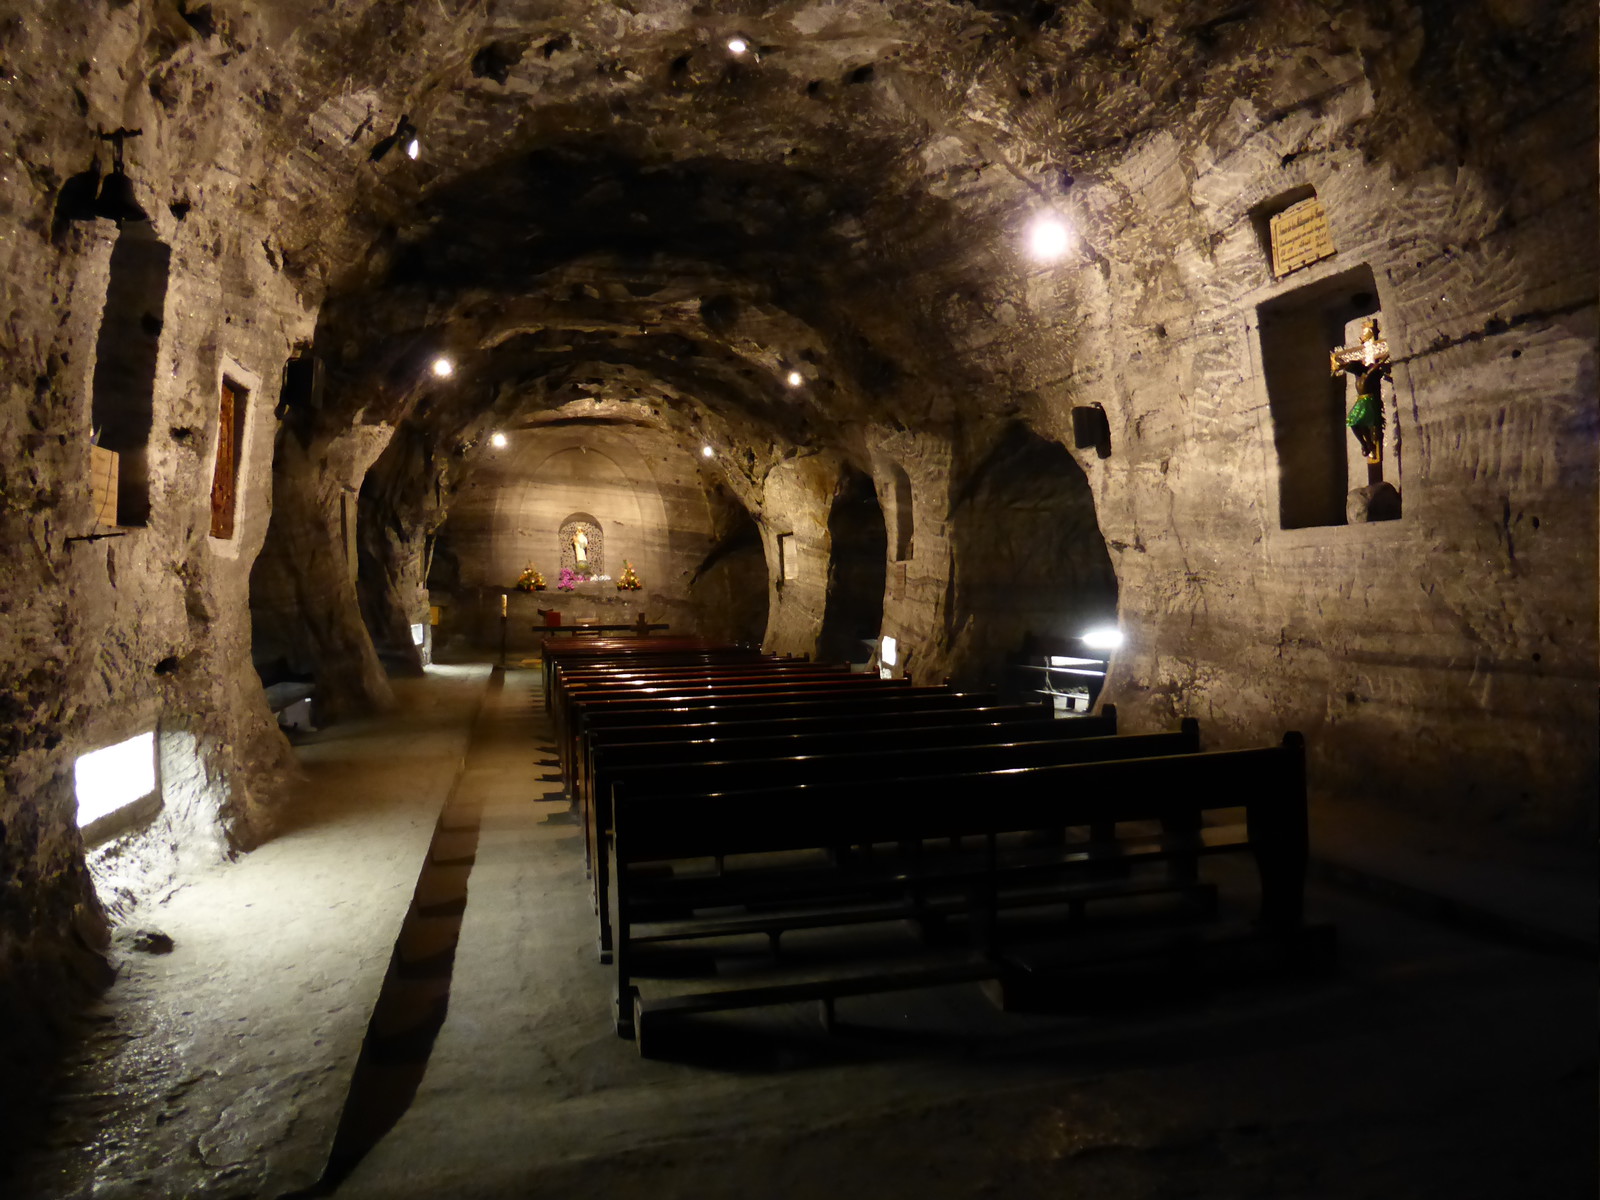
0;2;1594;1197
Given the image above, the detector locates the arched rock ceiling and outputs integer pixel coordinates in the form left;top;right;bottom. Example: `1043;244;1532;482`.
269;0;1354;450
129;0;1566;461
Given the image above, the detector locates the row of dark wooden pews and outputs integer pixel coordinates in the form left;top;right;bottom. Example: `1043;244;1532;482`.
542;637;1324;1050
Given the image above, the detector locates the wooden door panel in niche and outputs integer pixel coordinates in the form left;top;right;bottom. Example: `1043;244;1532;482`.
210;378;248;538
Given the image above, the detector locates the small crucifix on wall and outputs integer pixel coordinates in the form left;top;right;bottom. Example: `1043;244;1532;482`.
1330;318;1391;467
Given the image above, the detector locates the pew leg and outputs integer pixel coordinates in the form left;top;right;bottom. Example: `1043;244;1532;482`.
1252;833;1307;933
1161;807;1202;886
612;846;635;1037
1248;784;1309;933
597;836;614;964
969;832;1001;958
614;982;638;1039
1085;820;1128;880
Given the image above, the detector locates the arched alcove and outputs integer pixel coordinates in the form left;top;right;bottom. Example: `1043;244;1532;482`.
947;424;1117;688
688;491;769;645
887;459;914;561
818;465;888;664
90;220;170;527
558;511;604;577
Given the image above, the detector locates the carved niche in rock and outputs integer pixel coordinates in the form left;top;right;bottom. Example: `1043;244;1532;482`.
559;512;604;578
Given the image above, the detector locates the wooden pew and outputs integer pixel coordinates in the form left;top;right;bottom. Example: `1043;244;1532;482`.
573;692;1084;814
553;660;850;720
544;648;767;711
558;675;912;780
555;666;871;774
551;659;854;719
585;705;1065;822
588;721;1198;961
607;734;1308;1041
542;639;756;708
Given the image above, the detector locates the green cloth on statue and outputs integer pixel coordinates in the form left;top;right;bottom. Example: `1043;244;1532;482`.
1347;392;1380;429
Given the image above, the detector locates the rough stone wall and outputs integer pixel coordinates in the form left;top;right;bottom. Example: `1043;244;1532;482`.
1064;27;1598;832
251;423;398;718
0;1;320;1108
758;452;844;658
945;422;1118;689
870;430;957;686
685;484;770;647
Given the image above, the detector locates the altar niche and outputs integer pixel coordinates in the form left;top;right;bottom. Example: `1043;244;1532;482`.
559;512;604;578
90;220;171;528
887;460;914;562
1258;264;1401;529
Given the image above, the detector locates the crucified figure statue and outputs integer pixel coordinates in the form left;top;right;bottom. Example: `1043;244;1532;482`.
1330;319;1391;465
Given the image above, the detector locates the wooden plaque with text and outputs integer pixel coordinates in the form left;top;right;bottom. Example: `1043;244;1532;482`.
1270;198;1336;277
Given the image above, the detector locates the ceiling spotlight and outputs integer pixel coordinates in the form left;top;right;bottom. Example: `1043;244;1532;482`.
701;444;715;458
726;36;749;55
1026;212;1073;262
1080;625;1124;652
489;431;508;449
430;356;454;378
405;137;420;160
369;114;418;163
785;369;804;387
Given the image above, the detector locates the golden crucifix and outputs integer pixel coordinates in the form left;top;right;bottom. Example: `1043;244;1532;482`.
1330;318;1390;465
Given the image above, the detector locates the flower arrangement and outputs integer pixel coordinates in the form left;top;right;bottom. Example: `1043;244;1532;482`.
558;567;588;591
616;561;642;591
514;563;545;591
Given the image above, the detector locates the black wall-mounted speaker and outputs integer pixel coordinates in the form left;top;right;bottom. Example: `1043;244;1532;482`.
278;349;323;419
1072;404;1111;459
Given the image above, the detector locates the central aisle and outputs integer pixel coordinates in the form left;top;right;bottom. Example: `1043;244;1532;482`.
334;668;1011;1195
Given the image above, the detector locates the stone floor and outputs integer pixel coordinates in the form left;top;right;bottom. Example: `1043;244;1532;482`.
9;664;1596;1198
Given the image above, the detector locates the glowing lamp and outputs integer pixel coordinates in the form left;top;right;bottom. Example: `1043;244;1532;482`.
406;138;420;160
785;369;804;387
1026;213;1073;262
1080;626;1124;652
490;431;508;449
701;444;715;458
430;356;454;378
726;37;749;55
74;732;157;828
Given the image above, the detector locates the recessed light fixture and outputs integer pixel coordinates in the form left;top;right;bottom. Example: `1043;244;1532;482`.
701;444;715;458
1026;212;1073;262
726;36;749;55
785;369;804;387
406;137;421;160
490;431;508;449
430;356;454;378
74;731;157;829
1080;626;1124;651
